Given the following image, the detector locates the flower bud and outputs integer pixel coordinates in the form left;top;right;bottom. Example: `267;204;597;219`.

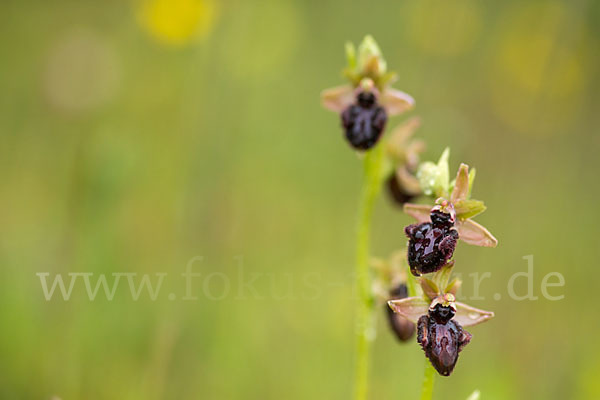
386;174;417;206
357;35;387;79
386;283;416;342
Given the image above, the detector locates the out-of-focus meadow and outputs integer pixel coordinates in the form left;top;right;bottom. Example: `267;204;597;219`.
1;0;599;399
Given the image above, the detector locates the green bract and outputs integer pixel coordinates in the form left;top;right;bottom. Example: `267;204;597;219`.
416;148;489;221
417;147;450;198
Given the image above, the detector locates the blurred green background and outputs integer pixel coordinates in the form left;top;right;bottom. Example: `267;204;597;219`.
1;0;599;399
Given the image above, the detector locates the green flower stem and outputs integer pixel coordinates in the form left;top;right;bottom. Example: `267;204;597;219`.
420;361;436;400
406;265;418;298
353;144;385;400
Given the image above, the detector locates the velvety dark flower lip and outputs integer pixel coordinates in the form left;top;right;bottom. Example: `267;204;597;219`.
323;79;413;151
417;312;471;376
416;294;471;376
341;90;388;150
405;205;459;276
389;293;485;376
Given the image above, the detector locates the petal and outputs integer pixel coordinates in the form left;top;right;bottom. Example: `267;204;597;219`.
357;35;386;75
378;71;398;88
454;302;494;327
387;297;430;324
456;219;498;247
444;277;462;295
387;117;421;149
454;199;486;220
419;278;439;301
381;88;415;116
467;168;476;198
450;163;470;203
435;148;450;198
396;166;422;196
320;85;354;112
403;203;432;223
405;139;426;169
345;41;357;70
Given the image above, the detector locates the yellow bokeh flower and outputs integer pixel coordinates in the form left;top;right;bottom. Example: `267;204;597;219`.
136;0;217;46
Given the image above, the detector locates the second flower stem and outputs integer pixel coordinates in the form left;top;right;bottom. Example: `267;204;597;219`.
420;361;436;400
406;237;435;400
353;144;385;400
